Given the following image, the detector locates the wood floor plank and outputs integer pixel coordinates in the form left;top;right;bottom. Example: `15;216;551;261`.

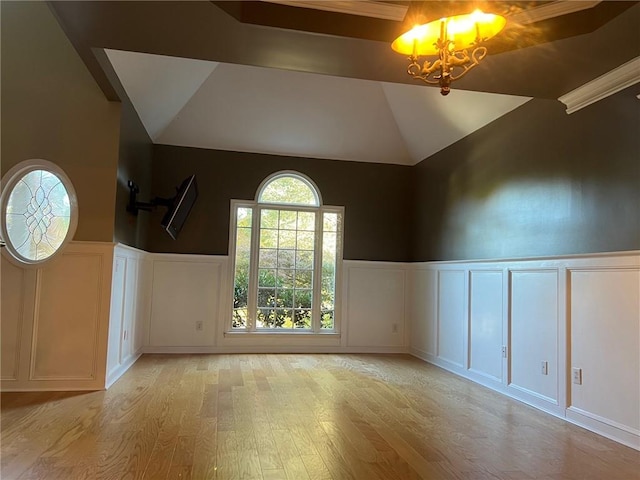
191;418;218;479
167;464;192;480
1;354;638;480
141;425;179;479
302;420;356;480
200;383;219;419
215;430;240;480
254;424;284;472
262;468;287;480
271;428;311;480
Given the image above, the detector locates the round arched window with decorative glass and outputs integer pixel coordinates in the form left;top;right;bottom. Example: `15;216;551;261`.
0;159;78;266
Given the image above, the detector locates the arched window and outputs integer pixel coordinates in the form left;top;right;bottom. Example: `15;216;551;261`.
1;159;78;266
230;171;343;332
257;173;320;206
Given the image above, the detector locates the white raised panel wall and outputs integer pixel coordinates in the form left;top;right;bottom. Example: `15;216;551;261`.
469;270;504;383
142;257;408;353
437;270;466;368
509;270;559;406
107;256;126;378
1;242;114;391
32;254;104;380
1;261;33;381
568;267;640;448
105;245;147;387
408;268;437;357
345;262;406;350
410;252;639;450
148;254;224;348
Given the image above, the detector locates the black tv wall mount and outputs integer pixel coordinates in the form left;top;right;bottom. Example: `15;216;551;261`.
126;180;173;215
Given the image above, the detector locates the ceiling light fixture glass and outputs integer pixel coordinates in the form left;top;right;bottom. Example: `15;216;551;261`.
392;8;506;95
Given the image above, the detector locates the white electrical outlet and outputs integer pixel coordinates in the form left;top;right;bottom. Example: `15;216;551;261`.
572;367;582;385
541;361;548;375
195;320;203;331
501;346;507;358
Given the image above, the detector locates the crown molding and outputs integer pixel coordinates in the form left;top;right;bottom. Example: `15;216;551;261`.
264;0;601;24
558;57;640;114
260;0;407;21
508;1;601;25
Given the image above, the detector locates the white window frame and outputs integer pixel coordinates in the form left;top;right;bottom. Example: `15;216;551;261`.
228;172;343;334
0;159;78;267
256;170;322;207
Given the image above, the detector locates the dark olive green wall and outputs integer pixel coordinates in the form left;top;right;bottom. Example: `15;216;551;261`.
412;87;640;261
3;3;153;250
147;87;639;263
147;146;413;262
2;2;121;242
93;48;154;250
112;100;153;249
10;2;637;261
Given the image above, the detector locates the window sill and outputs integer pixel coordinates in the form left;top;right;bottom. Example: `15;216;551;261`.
224;330;341;337
220;330;342;347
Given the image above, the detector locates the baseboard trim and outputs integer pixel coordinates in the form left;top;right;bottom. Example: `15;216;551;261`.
105;352;142;389
142;345;409;355
0;377;107;392
566;406;640;450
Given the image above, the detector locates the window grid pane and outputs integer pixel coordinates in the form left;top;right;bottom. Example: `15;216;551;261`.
232;208;252;328
256;209;316;329
259;176;318;206
321;213;338;329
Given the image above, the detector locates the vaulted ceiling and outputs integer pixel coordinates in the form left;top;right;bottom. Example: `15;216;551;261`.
50;1;640;165
104;49;530;165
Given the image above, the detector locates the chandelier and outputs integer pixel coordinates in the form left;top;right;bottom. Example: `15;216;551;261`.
392;7;506;95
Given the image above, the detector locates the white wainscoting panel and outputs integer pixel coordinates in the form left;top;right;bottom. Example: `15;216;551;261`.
437;270;466;368
469;270;503;382
568;267;640;446
31;252;105;381
509;270;559;404
149;256;222;347
408;267;437;356
1;242;114;391
143;257;409;353
5;241;637;451
1;258;30;381
136;256;153;354
105;245;147;388
410;251;639;450
107;255;126;379
120;257;137;363
345;262;406;348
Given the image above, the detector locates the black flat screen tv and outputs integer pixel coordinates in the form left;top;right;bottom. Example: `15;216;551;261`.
160;174;198;240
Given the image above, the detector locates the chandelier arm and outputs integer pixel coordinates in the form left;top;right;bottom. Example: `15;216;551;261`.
448;46;487;81
407;56;422;77
471;46;488;63
449;63;477;81
406;55;442;85
407;67;441;85
408;45;491;88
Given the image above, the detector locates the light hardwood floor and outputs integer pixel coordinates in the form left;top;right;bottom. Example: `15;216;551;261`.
1;354;638;479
